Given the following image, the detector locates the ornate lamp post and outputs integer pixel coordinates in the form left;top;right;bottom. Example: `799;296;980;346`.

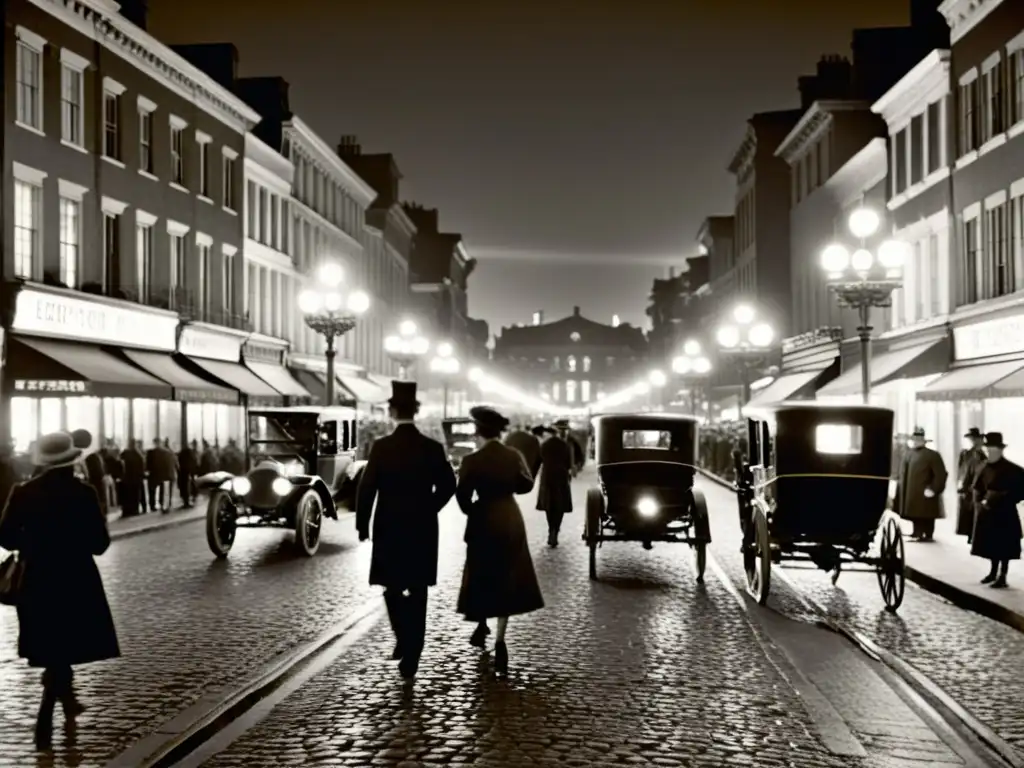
821;207;908;403
384;319;430;380
716;304;774;418
298;263;370;406
430;341;461;418
671;338;713;415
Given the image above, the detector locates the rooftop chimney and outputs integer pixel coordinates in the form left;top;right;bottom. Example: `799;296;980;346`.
612;314;621;327
532;311;543;326
573;306;581;317
337;134;362;157
668;266;676;278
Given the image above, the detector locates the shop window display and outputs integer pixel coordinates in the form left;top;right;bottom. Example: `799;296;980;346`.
103;398;130;448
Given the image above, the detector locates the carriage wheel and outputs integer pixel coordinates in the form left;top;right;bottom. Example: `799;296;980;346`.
205;490;237;559
876;517;905;612
744;507;771;605
585;488;603;581
294;490;324;557
693;542;707;583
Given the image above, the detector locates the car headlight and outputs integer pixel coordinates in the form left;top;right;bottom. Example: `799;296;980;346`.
272;477;292;496
636;496;659;518
231;477;252;496
283;461;304;477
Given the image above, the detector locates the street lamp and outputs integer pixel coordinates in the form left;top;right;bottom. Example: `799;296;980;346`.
821;207;908;403
430;341;461;418
384;320;430;380
716;304;774;417
671;339;713;415
298;262;371;406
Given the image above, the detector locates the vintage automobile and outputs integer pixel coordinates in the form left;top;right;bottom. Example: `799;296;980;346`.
199;406;365;558
442;417;478;468
584;413;712;582
735;403;905;612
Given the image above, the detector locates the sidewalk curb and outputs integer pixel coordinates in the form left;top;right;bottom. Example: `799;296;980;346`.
102;598;384;768
109;511;206;542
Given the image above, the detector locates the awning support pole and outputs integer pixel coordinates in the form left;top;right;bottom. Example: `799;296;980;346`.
858;304;873;405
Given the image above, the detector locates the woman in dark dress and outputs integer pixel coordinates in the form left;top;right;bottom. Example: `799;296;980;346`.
456;406;544;676
0;431;120;749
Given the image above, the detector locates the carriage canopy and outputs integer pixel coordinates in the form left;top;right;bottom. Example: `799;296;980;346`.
593;413;699;466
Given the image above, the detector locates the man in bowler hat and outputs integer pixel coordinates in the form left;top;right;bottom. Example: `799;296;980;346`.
356;380;456;679
970;432;1024;588
893;426;947;541
957;427;987;542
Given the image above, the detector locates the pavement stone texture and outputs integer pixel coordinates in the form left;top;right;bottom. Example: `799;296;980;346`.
697;477;1024;755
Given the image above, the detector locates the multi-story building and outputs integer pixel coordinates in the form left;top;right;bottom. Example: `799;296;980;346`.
645;257;710;365
492;308;647;409
0;0;319;452
698;216;736;302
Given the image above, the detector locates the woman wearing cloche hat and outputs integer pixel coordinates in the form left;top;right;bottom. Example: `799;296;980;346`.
456;405;544;677
0;431;120;749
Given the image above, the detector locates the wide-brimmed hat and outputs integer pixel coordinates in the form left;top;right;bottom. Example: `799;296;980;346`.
388;380;419;407
964;427;983;439
530;425;547;437
70;428;95;451
553;419;570;429
984;432;1007;448
470;405;510;432
911;426;931;441
32;431;83;469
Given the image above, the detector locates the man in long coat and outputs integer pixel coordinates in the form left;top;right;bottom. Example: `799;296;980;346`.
356;381;456;679
537;419;574;547
957;427;987;541
120;440;146;517
894;426;948;541
504;423;542;480
971;432;1024;588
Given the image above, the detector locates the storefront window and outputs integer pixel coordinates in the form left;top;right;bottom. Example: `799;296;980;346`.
132;398;158;447
159;401;182;448
10;397;38;452
66;396;100;441
103;398;130;448
40;398;61;435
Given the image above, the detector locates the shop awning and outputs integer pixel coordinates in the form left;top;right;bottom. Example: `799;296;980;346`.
338;374;388;404
817;340;948;397
184;357;280;399
246;361;312;398
991;366;1024;397
288;369;359;404
746;371;820;408
366;373;394;391
9;337;170;399
918;360;1024;401
121;350;237;404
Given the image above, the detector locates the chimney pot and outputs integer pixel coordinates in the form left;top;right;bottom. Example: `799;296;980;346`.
573;306;581;317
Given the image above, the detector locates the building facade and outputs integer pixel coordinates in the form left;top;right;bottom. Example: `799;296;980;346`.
645;258;710;367
698;215;736;302
492;307;647;409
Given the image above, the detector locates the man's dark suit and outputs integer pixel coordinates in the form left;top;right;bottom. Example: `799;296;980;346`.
355;422;456;677
504;429;542;479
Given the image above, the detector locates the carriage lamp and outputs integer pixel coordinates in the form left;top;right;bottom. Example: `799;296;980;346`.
384;320;430;380
636;496;659;518
271;477;293;496
430;342;461;419
716;305;774;417
820;206;908;403
230;476;252;496
299;262;371;407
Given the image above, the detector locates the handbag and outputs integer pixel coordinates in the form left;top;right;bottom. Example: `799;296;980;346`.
0;551;25;606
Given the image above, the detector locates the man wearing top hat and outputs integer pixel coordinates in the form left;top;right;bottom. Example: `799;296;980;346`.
536;418;574;547
355;380;457;680
970;432;1024;588
957;427;987;541
893;426;948;541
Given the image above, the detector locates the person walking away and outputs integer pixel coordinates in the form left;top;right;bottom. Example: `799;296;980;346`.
145;438;162;512
505;423;542;480
177;440;199;507
537;419;574;547
0;431;120;749
199;440;217;476
70;430;108;516
102;440;124;511
970;432;1024;588
894;427;948;541
221;439;246;476
120;440;146;517
457;406;544;677
957;427;987;542
154;440;177;513
355;381;456;680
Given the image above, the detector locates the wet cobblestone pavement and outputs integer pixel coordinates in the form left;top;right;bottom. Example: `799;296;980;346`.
697;477;1024;756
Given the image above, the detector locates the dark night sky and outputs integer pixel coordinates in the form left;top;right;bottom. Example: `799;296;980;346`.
149;0;907;333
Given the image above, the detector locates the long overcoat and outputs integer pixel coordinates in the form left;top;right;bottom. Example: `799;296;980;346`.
536;434;573;513
456;440;544;621
504;430;542;478
894;446;948;521
971;457;1024;561
355;423;456;589
0;469;120;668
956;447;987;536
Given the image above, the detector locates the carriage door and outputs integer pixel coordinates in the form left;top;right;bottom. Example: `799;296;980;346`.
317;420;341;487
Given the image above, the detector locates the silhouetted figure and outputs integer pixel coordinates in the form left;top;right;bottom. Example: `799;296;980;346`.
957;427;986;542
894;426;948;541
536;419;574;547
971;432;1024;589
71;430;107;515
120;441;146;517
504;424;542;479
177;441;199;507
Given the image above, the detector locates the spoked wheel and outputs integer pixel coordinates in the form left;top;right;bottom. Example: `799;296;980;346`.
294;490;324;557
585;488;603;581
877;516;905;612
743;506;771;605
206;490;237;559
693;542;707;583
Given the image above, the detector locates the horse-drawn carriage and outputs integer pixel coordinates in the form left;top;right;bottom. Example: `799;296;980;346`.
584;413;712;582
735;403;905;611
199;406;365;558
441;417;478;468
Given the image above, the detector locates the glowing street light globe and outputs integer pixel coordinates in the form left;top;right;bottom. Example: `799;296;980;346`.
649;370;667;387
468;367;483;382
821;243;850;273
692;356;712;374
436;341;454;358
851;248;874;271
297;290;322;314
848;207;881;239
683;339;702;356
410;336;430;355
317;262;344;288
733;304;755;325
877;239;910;269
672;356;692;375
748;322;774;348
347;290;370;314
324;292;343;312
399;319;418;337
717;325;740;349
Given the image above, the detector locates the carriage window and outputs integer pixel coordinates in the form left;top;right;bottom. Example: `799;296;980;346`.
621;429;674;450
341;420;350;452
815;424;863;455
450;422;476;436
319;421;339;455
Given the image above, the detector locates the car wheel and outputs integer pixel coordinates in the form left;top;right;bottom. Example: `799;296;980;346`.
585;487;603;581
294;489;324;557
206;490;236;558
693;542;707;583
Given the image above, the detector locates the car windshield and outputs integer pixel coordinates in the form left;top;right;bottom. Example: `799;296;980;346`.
620;428;684;452
249;412;318;464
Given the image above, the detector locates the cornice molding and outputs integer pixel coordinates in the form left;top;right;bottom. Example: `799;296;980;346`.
776;101;868;163
727;125;757;177
26;0;260;133
872;50;951;130
822;137;887;203
244;132;293;189
940;0;1003;46
284;118;377;207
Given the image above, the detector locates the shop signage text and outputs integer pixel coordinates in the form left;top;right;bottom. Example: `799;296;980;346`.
243;342;284;364
178;327;242;362
175;388;239;405
13;289;177;351
954;315;1024;360
14;379;88;394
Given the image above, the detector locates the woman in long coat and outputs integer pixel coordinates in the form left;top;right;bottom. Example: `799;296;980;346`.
956;428;987;540
536;420;574;547
457;406;544;677
0;431;120;749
